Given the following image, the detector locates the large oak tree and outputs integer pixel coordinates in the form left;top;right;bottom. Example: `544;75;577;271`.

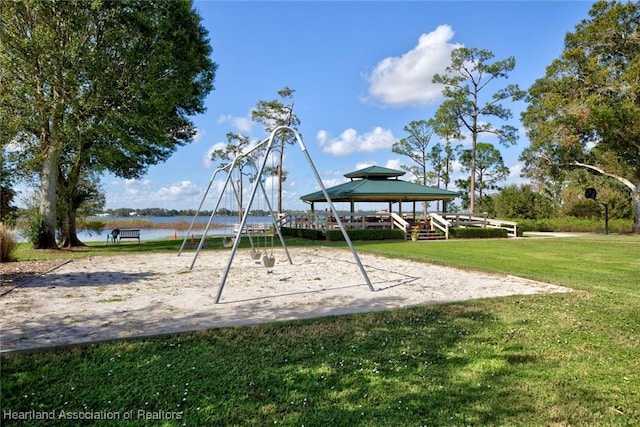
521;0;640;232
0;0;216;248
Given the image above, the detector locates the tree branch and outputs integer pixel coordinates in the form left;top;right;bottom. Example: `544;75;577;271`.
567;160;635;191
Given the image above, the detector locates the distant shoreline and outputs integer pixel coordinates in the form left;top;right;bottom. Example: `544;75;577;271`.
101;218;227;231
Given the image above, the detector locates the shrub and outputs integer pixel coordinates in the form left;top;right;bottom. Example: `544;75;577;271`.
449;227;508;239
515;217;634;233
326;229;405;241
280;227;324;240
0;223;17;262
22;211;44;245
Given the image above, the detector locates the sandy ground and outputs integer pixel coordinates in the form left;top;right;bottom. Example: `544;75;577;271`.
0;247;571;352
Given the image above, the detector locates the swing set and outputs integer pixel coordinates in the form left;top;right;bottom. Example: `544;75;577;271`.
221;160;273;264
179;126;374;303
177;143;276;262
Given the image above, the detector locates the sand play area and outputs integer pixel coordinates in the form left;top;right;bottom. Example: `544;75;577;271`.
0;247;571;352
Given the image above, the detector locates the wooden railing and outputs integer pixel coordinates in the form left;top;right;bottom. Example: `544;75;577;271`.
485;218;518;237
441;212;518;237
281;211;395;231
280;211;517;238
390;212;410;236
429;212;450;239
443;212;489;227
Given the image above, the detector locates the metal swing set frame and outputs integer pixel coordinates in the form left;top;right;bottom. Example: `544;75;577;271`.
179;126;374;303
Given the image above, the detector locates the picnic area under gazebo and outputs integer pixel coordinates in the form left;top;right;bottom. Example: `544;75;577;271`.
287;166;460;239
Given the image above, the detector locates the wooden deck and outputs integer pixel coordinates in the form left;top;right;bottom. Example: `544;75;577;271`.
283;211;405;231
279;211;518;240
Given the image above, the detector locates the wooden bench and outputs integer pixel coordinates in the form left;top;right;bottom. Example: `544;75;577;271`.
117;228;140;243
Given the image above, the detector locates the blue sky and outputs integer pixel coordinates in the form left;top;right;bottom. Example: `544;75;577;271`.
100;0;596;213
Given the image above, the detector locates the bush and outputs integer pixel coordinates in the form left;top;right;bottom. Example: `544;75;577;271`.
280;227;324;240
0;223;17;262
493;184;557;219
22;211;44;245
449;227;508;239
326;229;405;241
515;217;634;233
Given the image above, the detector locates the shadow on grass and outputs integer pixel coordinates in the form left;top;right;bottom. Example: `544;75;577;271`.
1;304;550;426
216;306;542;426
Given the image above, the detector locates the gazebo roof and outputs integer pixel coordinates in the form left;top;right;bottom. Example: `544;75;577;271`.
301;167;459;203
344;165;405;179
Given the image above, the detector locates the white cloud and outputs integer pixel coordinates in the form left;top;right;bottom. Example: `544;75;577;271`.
202;142;227;169
217;114;253;133
107;179;202;209
365;25;462;107
385;158;403;170
451;159;464;175
202;136;274;170
154;181;200;199
193;128;205;143
350;159;403;172
121;179;146;195
504;162;529;187
320;178;344;188
354;160;376;170
259;175;278;196
317;127;396;156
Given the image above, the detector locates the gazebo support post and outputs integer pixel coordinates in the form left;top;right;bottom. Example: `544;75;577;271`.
350;200;355;223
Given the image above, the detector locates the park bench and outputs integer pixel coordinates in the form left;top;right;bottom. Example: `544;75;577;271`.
108;228;140;244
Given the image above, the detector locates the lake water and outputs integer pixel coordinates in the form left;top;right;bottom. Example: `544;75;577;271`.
15;215;274;243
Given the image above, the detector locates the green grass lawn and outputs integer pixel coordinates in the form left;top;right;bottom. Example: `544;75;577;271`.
2;235;639;426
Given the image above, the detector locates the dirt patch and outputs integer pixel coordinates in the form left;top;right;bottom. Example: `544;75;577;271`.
0;259;69;296
0;247;571;352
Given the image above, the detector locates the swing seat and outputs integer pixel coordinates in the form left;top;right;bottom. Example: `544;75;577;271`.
250;248;262;260
262;253;275;268
223;237;235;248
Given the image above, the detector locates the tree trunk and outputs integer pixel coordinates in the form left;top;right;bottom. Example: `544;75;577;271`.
57;140;89;248
238;176;243;223
59;206;86;248
58;184;86;248
469;95;478;214
278;138;285;214
470;141;476;213
34;143;60;249
633;186;640;233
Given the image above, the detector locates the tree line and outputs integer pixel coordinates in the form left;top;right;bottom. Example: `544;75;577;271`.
2;0;639;252
101;208;273;218
391;1;639;231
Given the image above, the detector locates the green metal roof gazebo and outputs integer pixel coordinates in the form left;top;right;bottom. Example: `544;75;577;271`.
301;166;459;216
